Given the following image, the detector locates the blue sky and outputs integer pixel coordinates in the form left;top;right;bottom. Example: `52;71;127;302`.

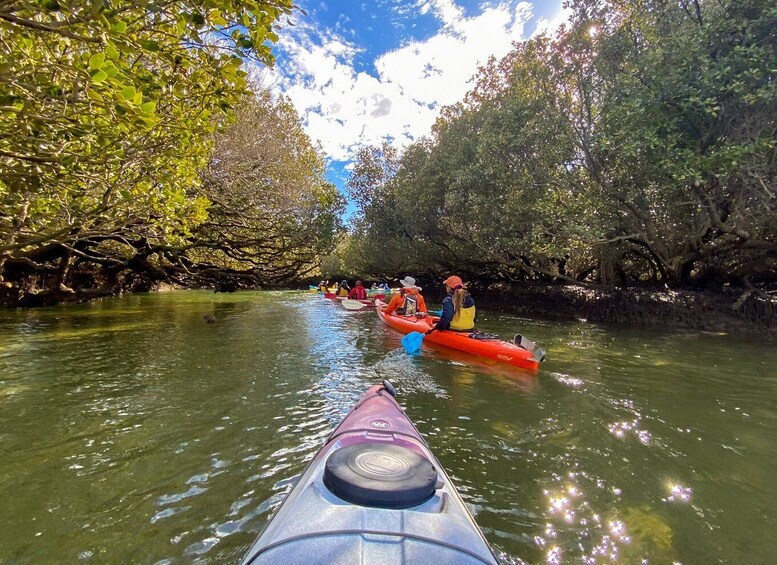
252;0;570;213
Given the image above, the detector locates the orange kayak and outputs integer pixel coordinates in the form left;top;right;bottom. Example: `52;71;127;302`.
376;299;542;371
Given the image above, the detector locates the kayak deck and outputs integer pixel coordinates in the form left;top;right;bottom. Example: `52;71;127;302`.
376;299;541;370
242;383;497;564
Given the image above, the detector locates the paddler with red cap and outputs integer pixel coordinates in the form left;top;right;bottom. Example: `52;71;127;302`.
430;275;476;332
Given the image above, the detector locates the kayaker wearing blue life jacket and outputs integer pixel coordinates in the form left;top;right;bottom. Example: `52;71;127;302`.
434;275;476;331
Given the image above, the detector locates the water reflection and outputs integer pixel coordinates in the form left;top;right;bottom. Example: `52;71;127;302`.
0;292;776;563
664;483;692;503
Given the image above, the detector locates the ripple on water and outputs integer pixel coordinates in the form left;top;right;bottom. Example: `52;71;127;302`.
372;349;449;398
157;485;208;507
533;471;646;564
151;506;191;524
550;372;587;389
247;463;292;483
3;292;777;564
182;489;289;559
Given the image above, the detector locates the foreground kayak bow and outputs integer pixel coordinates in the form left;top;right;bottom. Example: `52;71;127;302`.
242;382;497;564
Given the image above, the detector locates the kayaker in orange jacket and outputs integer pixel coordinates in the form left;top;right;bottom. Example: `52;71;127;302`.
383;276;428;316
347;280;368;300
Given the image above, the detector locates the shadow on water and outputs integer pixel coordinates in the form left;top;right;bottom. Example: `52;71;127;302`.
1;291;776;563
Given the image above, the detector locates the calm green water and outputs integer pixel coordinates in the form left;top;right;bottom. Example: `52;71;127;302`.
1;291;776;564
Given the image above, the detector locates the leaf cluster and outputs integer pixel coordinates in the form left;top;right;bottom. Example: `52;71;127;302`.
0;1;346;300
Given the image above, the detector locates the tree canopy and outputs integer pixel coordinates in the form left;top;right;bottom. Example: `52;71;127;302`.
0;1;343;304
341;0;777;295
189;91;344;288
2;0;775;307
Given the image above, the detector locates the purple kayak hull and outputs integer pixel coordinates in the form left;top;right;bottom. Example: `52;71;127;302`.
242;383;497;564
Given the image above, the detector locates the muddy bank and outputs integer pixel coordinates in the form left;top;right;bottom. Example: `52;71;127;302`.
304;277;776;337
452;283;776;338
0;272;268;308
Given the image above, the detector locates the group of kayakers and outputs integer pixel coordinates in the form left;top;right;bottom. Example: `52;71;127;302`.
319;274;477;332
383;275;476;332
318;279;391;298
317;279;350;296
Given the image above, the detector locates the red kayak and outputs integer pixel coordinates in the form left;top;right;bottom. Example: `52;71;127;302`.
376;299;543;370
242;382;497;564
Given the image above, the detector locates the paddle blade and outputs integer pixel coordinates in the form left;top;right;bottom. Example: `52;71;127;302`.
342;299;367;310
401;331;425;354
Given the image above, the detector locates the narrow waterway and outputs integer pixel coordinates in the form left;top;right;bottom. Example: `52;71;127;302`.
1;291;775;563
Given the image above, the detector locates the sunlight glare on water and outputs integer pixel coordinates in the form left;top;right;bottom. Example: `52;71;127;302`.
1;290;776;563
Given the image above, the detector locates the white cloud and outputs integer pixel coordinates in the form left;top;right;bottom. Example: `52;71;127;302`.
532;2;572;38
258;1;569;164
416;0;465;30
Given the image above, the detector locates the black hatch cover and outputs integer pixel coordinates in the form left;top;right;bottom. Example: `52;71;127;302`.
324;442;437;509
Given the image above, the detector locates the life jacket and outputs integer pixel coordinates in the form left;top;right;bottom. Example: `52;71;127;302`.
450;304;476;330
349;286;367;299
397;295;418;316
337;287;349;297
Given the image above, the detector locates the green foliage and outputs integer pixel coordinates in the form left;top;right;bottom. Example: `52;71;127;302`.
0;0;302;298
0;0;330;300
570;0;777;285
342;0;777;289
193;91;345;283
346;142;399;214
